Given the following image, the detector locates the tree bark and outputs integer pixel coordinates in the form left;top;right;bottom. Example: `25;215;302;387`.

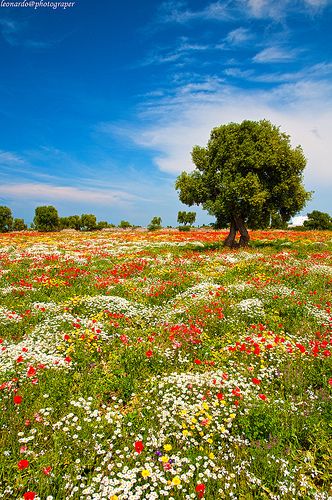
223;215;250;248
223;217;237;247
234;215;250;247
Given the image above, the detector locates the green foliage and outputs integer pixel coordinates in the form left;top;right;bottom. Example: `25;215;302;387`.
176;120;311;230
33;205;60;232
303;210;332;230
67;215;82;230
80;214;97;231
147;216;162;231
12;218;27;231
0;206;13;232
177;211;196;226
118;220;132;229
97;220;114;229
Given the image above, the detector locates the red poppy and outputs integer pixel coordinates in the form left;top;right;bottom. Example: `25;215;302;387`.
196;483;206;497
18;459;29;469
258;393;267;401
27;366;36;377
194;358;202;365
145;350;153;358
296;343;306;353
328;378;332;386
64;356;72;363
23;492;36;500
43;466;52;475
252;378;260;385
134;441;144;454
13;395;23;405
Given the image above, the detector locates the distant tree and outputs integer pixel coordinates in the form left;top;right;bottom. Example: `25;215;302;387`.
0;206;13;232
148;216;162;231
67;215;82;230
177;211;196;226
118;220;132;229
303;210;332;230
33;206;60;232
97;221;115;230
176;119;311;247
81;214;97;231
270;211;288;229
13;218;27;231
59;217;70;229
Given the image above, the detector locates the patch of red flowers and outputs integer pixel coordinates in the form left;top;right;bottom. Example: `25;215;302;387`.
134;441;144;454
23;492;36;500
18;459;29;470
258;393;267;401
196;483;206;497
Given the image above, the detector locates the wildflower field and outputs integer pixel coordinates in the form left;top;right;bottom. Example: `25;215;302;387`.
0;229;331;500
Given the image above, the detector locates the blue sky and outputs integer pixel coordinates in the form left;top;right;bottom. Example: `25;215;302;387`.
0;0;331;226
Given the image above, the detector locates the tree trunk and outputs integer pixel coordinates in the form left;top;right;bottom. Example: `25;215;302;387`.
223;215;250;248
234;215;250;247
224;218;237;247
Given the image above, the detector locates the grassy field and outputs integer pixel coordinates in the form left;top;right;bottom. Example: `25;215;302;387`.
0;229;331;500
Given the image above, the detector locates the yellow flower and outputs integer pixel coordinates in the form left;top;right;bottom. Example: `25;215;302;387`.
230;413;236;419
182;430;189;436
110;496;118;500
164;444;172;451
172;476;181;486
161;455;169;463
141;469;150;478
209;452;215;459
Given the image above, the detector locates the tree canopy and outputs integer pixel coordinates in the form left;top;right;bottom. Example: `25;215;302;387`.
33;206;60;232
0;206;13;232
177;211;196;226
176;119;311;247
148;216;162;231
303;210;332;230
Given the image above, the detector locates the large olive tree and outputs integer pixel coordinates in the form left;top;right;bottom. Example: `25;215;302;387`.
176;120;311;247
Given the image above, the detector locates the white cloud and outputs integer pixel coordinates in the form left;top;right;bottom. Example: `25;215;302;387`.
253;46;300;63
0;183;137;206
158;0;331;25
225;27;252;45
290;215;308;226
0;149;25;165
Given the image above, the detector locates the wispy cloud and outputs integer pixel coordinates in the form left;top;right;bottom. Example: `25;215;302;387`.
253;46;300;63
0;149;25;165
225;61;332;82
157;0;235;24
157;0;331;25
0;18;55;49
225;27;253;45
0;183;137;206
